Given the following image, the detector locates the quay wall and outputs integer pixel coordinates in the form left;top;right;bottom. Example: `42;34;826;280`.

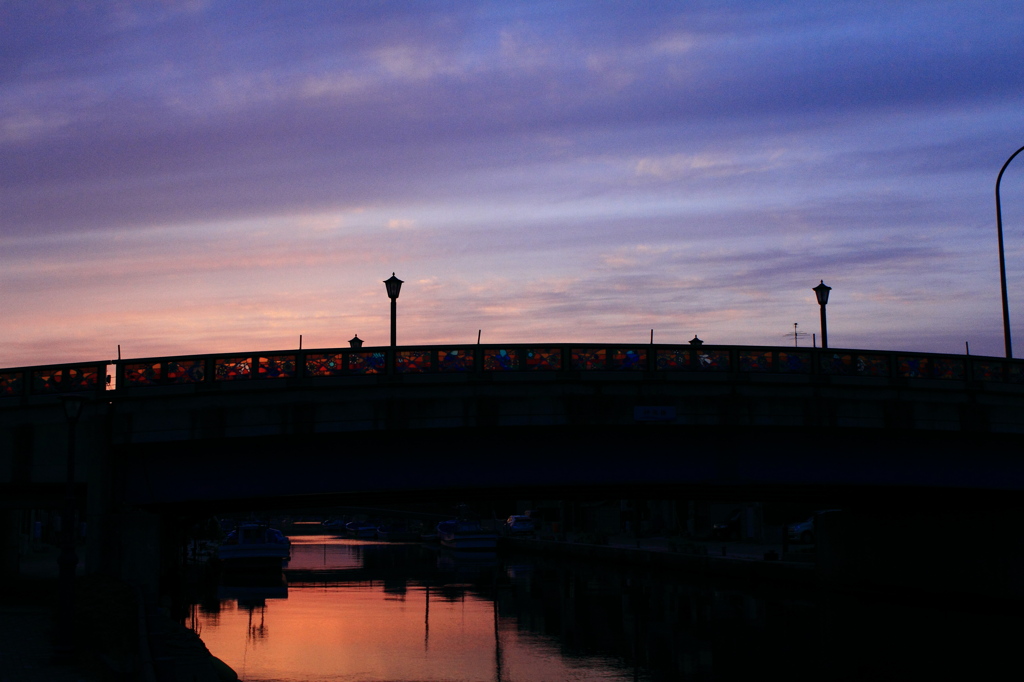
505;519;1024;604
503;536;816;588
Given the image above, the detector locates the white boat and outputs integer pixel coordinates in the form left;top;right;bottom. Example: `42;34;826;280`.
376;523;421;542
438;519;498;551
217;523;291;568
345;520;378;538
504;514;536;535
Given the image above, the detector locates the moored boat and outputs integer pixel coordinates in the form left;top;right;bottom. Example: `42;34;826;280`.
345;520;378;538
217;523;291;570
438;519;498;551
376;523;421;542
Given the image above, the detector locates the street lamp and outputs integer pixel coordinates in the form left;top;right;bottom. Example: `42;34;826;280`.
57;394;88;660
996;144;1024;359
383;273;404;347
813;280;832;349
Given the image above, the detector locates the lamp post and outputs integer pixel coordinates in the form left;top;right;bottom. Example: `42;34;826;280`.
996;144;1024;359
383;273;404;347
57;394;88;660
813;280;832;349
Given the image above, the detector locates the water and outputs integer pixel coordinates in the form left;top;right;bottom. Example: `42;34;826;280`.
187;532;1018;681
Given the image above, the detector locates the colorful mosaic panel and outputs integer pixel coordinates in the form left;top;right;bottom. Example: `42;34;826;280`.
305;352;346;374
215;357;251;381
439;349;474;372
166;359;205;383
396;350;432;373
484;349;517;371
0;371;24;396
64;367;99;391
656;349;690;370
571;348;606;370
1008;363;1024;384
33;368;64;393
525;348;561;371
80;368;100;390
739;351;772;372
348;352;386;374
856;354;890;377
821;354;856;375
777;351;811;374
123;362;161;387
999;360;1024;382
30;367;99;393
817;352;890;377
973;360;1004;381
897;356;930;378
305;354;345;376
930;356;964;380
258;355;295;379
610;349;645;371
695;349;729;371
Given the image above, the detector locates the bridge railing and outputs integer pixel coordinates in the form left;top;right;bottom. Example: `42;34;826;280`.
0;361;110;400
3;343;1024;402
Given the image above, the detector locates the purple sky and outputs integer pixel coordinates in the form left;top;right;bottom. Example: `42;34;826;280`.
3;1;1024;367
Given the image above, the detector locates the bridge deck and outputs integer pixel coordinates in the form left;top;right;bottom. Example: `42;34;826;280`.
3;342;1024;402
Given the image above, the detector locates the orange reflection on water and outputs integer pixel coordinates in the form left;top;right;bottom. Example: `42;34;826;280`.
199;584;501;682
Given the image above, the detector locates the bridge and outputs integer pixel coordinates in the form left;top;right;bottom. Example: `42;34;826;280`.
3;341;1024;601
4;340;1024;506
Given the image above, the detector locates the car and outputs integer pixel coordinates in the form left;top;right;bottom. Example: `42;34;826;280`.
505;515;536;535
787;509;842;544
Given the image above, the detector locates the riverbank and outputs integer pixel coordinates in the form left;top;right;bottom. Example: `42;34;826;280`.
1;544;234;682
506;532;816;589
511;530;1024;611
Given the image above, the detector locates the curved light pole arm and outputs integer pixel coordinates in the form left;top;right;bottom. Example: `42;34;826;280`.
996;144;1024;359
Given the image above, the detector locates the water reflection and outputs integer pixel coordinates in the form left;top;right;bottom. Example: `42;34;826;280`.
193;536;654;681
189;534;1018;681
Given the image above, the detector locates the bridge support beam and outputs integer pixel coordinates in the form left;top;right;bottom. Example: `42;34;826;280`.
0;510;21;579
102;509;164;607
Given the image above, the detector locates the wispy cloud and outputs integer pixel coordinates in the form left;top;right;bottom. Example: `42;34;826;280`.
2;1;1024;366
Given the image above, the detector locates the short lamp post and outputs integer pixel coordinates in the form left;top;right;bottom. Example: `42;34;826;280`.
57;394;88;660
384;273;404;347
813;280;832;349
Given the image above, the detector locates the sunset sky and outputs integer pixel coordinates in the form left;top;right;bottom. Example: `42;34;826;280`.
3;1;1024;368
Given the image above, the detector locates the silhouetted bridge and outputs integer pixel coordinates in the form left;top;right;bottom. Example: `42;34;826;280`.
6;341;1024;603
4;341;1024;509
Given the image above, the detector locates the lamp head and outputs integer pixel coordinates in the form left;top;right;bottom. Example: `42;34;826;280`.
59;394;88;421
384;273;404;300
813;280;832;306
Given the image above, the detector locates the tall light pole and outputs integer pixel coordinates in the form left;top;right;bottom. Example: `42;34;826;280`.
57;394;88;661
384;273;403;347
813;280;832;349
996;144;1024;359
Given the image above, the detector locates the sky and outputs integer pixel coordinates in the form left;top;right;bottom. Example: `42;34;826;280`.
3;0;1024;368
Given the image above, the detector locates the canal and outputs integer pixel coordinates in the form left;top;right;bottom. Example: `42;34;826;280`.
187;529;1016;681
